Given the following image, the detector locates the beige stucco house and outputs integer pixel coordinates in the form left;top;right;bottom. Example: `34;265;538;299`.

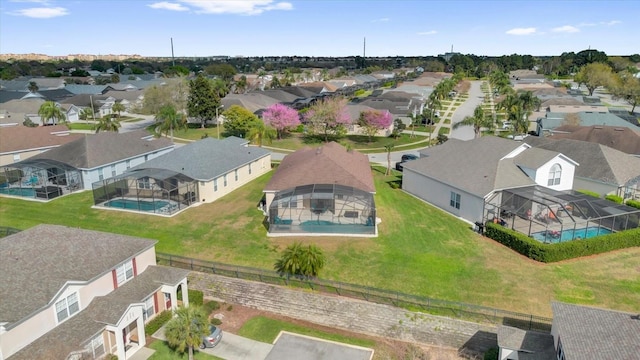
0;225;190;360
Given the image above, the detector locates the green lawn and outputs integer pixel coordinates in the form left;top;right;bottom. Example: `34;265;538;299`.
239;316;375;348
171;125;225;141
148;340;222;360
1;169;638;317
438;127;450;135
267;133;428;152
67;123;94;131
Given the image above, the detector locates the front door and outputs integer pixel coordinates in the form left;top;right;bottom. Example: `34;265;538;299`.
164;292;171;310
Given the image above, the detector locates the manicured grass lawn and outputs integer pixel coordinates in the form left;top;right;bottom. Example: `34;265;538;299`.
148;340;222;360
1;169;638;317
268;133;428;152
438;127;450;135
67;123;95;131
239;316;375;348
171;125;225;140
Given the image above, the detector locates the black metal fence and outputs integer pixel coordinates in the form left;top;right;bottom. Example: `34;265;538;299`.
0;226;21;238
157;252;552;332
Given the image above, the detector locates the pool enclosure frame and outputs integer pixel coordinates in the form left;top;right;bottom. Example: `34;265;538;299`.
92;168;198;216
0;159;83;201
484;185;640;243
268;183;376;236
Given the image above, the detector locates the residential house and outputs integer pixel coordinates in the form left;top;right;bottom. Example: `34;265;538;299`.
547;104;608;114
551;302;640;360
0;224;190;360
548;124;640;157
0;125;82;166
263;142;377;237
92;137;271;215
0;130;174;200
59;104;81;123
536;111;640;135
345;104;394;137
525;137;640;200
402;136;577;225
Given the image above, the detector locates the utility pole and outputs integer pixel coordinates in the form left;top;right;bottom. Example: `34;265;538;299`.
171;37;175;67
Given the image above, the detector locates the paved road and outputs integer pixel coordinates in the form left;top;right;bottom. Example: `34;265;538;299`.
450;80;484;141
119;113;156;133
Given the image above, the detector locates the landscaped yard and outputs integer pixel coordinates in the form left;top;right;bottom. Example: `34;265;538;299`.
1;168;638;317
168;125;225;141
266;133;428;152
148;340;222;360
67;122;95;131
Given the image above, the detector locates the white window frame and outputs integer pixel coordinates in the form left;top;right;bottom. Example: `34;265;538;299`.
143;296;155;321
548;163;562;186
55;292;80;323
126;159;131;169
116;260;134;285
450;191;461;210
223;174;227;187
214;178;218;192
111;164;116;177
234;169;238;181
98;168;104;181
137;176;151;189
248;163;252;175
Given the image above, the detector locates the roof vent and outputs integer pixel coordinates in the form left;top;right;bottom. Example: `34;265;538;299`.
614;128;624;131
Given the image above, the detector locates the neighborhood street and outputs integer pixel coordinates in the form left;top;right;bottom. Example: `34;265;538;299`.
450;80;484;141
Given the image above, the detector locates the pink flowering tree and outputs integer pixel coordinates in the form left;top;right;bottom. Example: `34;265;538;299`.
304;97;351;142
358;109;393;142
262;103;300;139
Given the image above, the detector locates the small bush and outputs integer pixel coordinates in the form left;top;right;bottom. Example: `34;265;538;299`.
23;118;39;127
577;189;600;198
178;289;204;306
203;300;220;314
484;347;499;360
210;318;222;326
625;199;640;209
604;194;623;204
145;310;172;336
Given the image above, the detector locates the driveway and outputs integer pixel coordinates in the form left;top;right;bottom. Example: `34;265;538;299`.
450;80;484;141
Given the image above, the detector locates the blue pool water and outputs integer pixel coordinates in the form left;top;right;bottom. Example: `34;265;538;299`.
531;226;612;243
105;199;169;211
298;220;374;234
0;187;36;197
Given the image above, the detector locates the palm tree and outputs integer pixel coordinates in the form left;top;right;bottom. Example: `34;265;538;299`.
274;242;326;279
111;102;125;118
38;101;65;125
498;93;525;135
80;107;94;122
156;104;187;142
94;115;120;133
28;81;39;93
164;306;209;360
452;105;494;138
246;120;276;147
384;144;394;175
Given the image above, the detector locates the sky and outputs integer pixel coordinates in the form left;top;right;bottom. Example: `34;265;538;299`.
0;0;638;58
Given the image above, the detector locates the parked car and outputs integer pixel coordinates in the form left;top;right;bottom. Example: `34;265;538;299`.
502;121;512;129
395;154;419;171
200;325;223;349
507;134;528;141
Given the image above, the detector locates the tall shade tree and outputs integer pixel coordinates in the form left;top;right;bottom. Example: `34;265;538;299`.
164;306;209;360
262;103;300;139
156;104;187;142
303;97;351;142
274;242;325;279
142;78;188;115
94;115;121;133
610;71;640;114
188;74;220;128
384;144;394;176
246;120;277;147
222;105;260;138
38;101;66;125
111;102;125;118
574;62;614;96
358;109;393;142
453;105;493;138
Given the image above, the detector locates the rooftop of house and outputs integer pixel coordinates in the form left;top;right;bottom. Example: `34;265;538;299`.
550;124;640;155
541;112;640;131
552;302;640;360
129;136;270;181
264;141;375;193
21;130;174;170
0;97;45;114
0;224;157;327
497;326;555;360
0;125;82;153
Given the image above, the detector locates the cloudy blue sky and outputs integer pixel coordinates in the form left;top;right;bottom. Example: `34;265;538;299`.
0;0;637;57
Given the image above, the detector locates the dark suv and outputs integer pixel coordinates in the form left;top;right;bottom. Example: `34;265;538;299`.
395;154;418;171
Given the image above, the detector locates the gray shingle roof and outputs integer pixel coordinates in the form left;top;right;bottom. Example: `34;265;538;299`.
22;130;174;169
0;224;157;327
497;326;555;360
552;302;640;360
513;147;572;169
525;137;640;186
129;137;270;181
408;137;535;197
550;125;640;156
8;265;189;360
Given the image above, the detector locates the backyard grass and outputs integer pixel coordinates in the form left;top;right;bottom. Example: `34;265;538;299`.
170;125;225;140
238;316;375;348
1;169;639;317
67;123;95;131
267;133;428;152
148;340;222;360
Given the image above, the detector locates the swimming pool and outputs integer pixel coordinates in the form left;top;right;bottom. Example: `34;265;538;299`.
104;199;170;212
531;226;612;243
0;187;36;197
298;220;375;235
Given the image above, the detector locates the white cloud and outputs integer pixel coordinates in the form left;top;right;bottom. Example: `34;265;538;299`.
11;6;68;18
603;20;621;26
505;27;536;35
417;30;437;36
148;1;189;11
552;25;580;33
179;0;292;15
371;17;389;23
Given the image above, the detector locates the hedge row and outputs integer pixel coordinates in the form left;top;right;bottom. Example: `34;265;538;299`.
145;310;172;336
484;222;640;263
626;199;640;209
177;289;204;306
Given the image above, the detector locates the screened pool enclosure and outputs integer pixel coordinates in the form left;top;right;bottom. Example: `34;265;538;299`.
485;186;640;243
0;159;82;201
268;184;376;236
92;169;198;216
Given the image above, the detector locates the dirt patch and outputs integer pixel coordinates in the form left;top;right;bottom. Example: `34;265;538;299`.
207;300;475;360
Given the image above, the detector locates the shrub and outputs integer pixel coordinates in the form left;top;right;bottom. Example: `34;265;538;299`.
177;289;204;306
577;189;600;198
23;118;39;127
484;347;499;360
625;199;640;209
203;300;220;314
210;318;222;326
604;194;623;204
145;310;172;336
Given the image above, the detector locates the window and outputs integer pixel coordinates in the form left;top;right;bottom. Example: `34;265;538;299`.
214;178;218;192
548;164;562;186
85;334;105;358
143;296;155;321
111;164;116;177
13;154;20;163
137;176;151;189
282;196;297;208
55;292;79;323
115;260;134;285
556;339;565;360
234;169;238;181
450;192;461;209
126;160;131;169
248;163;252;175
223;174;227;187
98;168;104;181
